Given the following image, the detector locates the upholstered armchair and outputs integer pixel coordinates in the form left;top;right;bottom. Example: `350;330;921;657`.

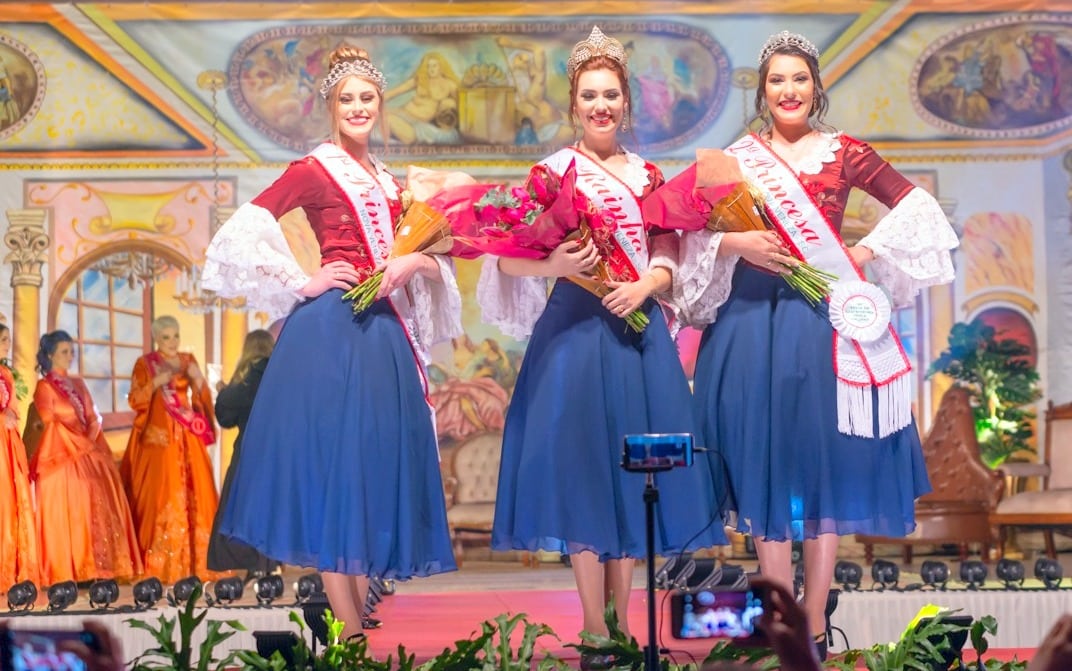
857;386;1005;564
443;431;505;567
991;400;1072;558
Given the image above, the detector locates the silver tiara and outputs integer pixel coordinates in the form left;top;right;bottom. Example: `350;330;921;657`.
319;59;387;99
566;26;628;80
758;30;820;65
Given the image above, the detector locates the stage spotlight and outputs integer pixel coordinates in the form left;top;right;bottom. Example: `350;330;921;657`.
47;581;78;612
959;560;988;589
996;558;1025;589
7;580;37;612
834;560;863;591
254;574;285;606
301;593;331;651
169;576;202;607
1035;557;1063;590
294;573;324;604
133;577;163;610
871;559;900;591
253;631;299;667
920;560;949;589
88;579;119;610
210;576;245;606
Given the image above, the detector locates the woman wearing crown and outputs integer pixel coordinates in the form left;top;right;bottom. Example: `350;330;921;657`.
482;27;727;647
202;46;461;640
657;31;959;657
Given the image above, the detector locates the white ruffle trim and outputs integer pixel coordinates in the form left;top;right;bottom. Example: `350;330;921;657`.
858;187;959;308
202;202;310;322
796;131;841;176
673;229;739;328
407;255;464;362
475;257;549;340
621;150;652;195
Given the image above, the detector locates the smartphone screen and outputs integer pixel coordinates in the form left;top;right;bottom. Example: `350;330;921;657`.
621;433;694;472
1;630;92;671
670;588;765;641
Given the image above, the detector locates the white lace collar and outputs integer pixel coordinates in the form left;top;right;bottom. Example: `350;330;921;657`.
792;131;841;176
369;154;400;201
620;150;651;195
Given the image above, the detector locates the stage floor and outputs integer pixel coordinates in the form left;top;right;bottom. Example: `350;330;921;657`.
0;558;1060;666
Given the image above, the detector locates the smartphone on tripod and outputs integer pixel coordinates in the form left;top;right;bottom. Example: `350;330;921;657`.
621;433;693;472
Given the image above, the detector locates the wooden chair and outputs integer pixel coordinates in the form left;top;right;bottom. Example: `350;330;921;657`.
857;387;1005;564
991;400;1072;558
443;431;522;567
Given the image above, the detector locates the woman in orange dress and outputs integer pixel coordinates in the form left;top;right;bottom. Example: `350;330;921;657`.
31;330;142;584
121;315;221;583
0;322;38;589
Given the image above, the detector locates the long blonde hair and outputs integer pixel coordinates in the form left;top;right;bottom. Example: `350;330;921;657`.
229;329;275;385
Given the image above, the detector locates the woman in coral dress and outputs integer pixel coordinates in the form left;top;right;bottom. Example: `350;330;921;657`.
32;330;142;584
0;322;38;589
121;315;221;584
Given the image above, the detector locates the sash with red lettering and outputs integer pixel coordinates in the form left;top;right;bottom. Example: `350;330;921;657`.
542;148;649;282
725;134;912;438
309;143;433;401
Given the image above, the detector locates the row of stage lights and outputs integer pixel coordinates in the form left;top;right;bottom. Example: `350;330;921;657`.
6;573;326;614
825;557;1066;592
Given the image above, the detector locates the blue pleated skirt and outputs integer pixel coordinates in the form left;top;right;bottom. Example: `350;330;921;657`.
217;290;456;579
491;281;728;561
693;265;931;542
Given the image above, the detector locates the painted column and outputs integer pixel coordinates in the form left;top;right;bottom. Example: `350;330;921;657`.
4;208;49;422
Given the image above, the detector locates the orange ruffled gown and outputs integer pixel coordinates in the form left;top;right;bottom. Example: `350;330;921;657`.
0;365;39;588
121;352;224;583
31;373;142;584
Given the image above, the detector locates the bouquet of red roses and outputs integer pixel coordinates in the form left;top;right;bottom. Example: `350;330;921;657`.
643;149;836;305
431;160;649;332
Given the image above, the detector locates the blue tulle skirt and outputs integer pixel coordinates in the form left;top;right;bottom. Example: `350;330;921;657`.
693;265;931;542
217;290;456;579
492;281;728;560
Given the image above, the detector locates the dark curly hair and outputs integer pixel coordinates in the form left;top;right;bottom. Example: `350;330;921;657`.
36;330;73;374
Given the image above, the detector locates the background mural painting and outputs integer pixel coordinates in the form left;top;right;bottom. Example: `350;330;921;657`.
0;2;1066;473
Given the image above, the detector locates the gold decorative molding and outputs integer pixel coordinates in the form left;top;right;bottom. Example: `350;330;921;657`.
962;290;1040;318
213;205;236;235
4;210;49;288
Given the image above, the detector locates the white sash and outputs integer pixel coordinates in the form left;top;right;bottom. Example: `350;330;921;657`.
309;143;432;400
725;134;913;438
541;148;649;279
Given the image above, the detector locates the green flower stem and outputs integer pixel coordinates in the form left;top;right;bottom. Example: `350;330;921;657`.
341;271;384;313
778;261;836;306
624;309;649;333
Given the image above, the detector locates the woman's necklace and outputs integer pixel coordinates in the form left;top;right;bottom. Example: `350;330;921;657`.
574;141;622;165
767;130;818;169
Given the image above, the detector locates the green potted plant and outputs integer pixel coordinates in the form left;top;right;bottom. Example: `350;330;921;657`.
927;318;1040;468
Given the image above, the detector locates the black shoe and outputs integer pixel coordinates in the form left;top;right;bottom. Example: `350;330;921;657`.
813;633;828;661
361;616;382;629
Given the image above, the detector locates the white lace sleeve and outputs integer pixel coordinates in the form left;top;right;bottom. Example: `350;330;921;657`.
857;187;959;308
673;229;739;328
202;202;310;322
475;256;549;340
648;231;680;281
408;254;463;351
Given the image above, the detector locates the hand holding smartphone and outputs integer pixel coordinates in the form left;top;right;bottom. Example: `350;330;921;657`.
670;586;767;644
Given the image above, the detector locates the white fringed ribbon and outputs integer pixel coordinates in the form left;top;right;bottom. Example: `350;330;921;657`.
725;135;913;438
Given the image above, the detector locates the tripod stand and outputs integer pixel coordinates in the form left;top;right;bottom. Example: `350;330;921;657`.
622;432;694;671
642;471;661;671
